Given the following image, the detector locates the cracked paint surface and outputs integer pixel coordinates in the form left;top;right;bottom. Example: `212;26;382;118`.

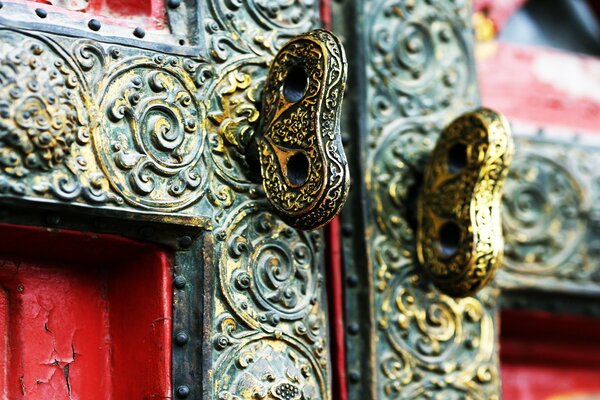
0;224;172;399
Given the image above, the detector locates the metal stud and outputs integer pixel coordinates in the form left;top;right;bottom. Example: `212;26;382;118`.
347;274;359;287
88;19;101;31
175;331;189;346
348;370;361;383
178;236;192;249
174;275;187;289
348;322;360;335
35;8;47;18
133;27;145;38
167;0;181;9
176;385;190;399
45;214;61;226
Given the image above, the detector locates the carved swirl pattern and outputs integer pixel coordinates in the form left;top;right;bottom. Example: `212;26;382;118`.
0;30;119;204
379;268;496;398
206;0;318;60
359;0;501;398
214;202;326;357
199;0;328;395
0;38;86;176
368;0;475;124
495;134;600;288
96;57;206;210
366;124;499;399
502;153;584;276
215;338;325;400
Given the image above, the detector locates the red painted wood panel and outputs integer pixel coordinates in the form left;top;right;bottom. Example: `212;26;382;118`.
478;42;600;133
0;224;172;399
23;0;167;29
501;310;600;400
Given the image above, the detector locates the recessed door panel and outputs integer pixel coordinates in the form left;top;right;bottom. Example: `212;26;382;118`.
0;224;172;399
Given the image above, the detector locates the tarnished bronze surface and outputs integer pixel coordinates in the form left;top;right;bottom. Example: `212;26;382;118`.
418;108;514;297
334;0;502;398
257;29;349;230
335;0;600;398
0;0;335;397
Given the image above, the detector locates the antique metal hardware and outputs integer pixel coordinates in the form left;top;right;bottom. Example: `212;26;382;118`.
248;29;350;231
417;108;514;297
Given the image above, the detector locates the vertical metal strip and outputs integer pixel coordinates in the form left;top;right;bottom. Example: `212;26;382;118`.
331;0;376;396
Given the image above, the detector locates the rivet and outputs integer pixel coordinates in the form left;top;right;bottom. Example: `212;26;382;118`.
35;8;47;18
175;331;189;346
349;370;361;383
176;385;190;398
178;236;193;248
133;27;146;38
45;214;61;226
167;0;181;8
342;224;353;237
348;322;360;335
0;2;4;9
174;275;187;289
88;19;101;31
139;227;154;238
347;274;359;287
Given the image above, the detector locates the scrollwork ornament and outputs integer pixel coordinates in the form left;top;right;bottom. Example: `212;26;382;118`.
206;0;318;58
367;0;476;120
502;153;584;276
0;29;119;205
215;202;325;347
96;56;207;210
357;0;501;396
215;337;326;400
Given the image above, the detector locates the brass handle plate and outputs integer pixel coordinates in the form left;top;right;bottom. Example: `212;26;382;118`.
417;108;514;297
256;29;349;231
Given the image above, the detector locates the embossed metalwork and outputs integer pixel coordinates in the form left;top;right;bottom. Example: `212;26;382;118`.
0;0;332;396
334;0;501;398
417;108;514;297
496;126;600;295
257;29;349;230
212;202;328;399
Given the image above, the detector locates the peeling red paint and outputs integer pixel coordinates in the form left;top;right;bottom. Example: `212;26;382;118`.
0;224;172;399
21;0;167;30
478;42;600;133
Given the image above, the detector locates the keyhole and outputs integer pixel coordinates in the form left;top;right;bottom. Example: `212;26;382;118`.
447;142;468;173
283;66;308;102
437;221;461;258
286;152;309;186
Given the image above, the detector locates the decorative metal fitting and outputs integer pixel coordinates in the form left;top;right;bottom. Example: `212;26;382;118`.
249;29;350;231
417;108;514;297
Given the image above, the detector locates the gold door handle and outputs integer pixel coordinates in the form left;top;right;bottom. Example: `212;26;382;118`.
249;29;349;231
417;108;514;297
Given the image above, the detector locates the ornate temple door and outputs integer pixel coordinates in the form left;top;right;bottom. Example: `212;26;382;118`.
332;0;600;399
0;0;348;399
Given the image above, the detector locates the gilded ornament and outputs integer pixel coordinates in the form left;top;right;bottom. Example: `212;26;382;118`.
256;29;349;230
417;108;514;297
